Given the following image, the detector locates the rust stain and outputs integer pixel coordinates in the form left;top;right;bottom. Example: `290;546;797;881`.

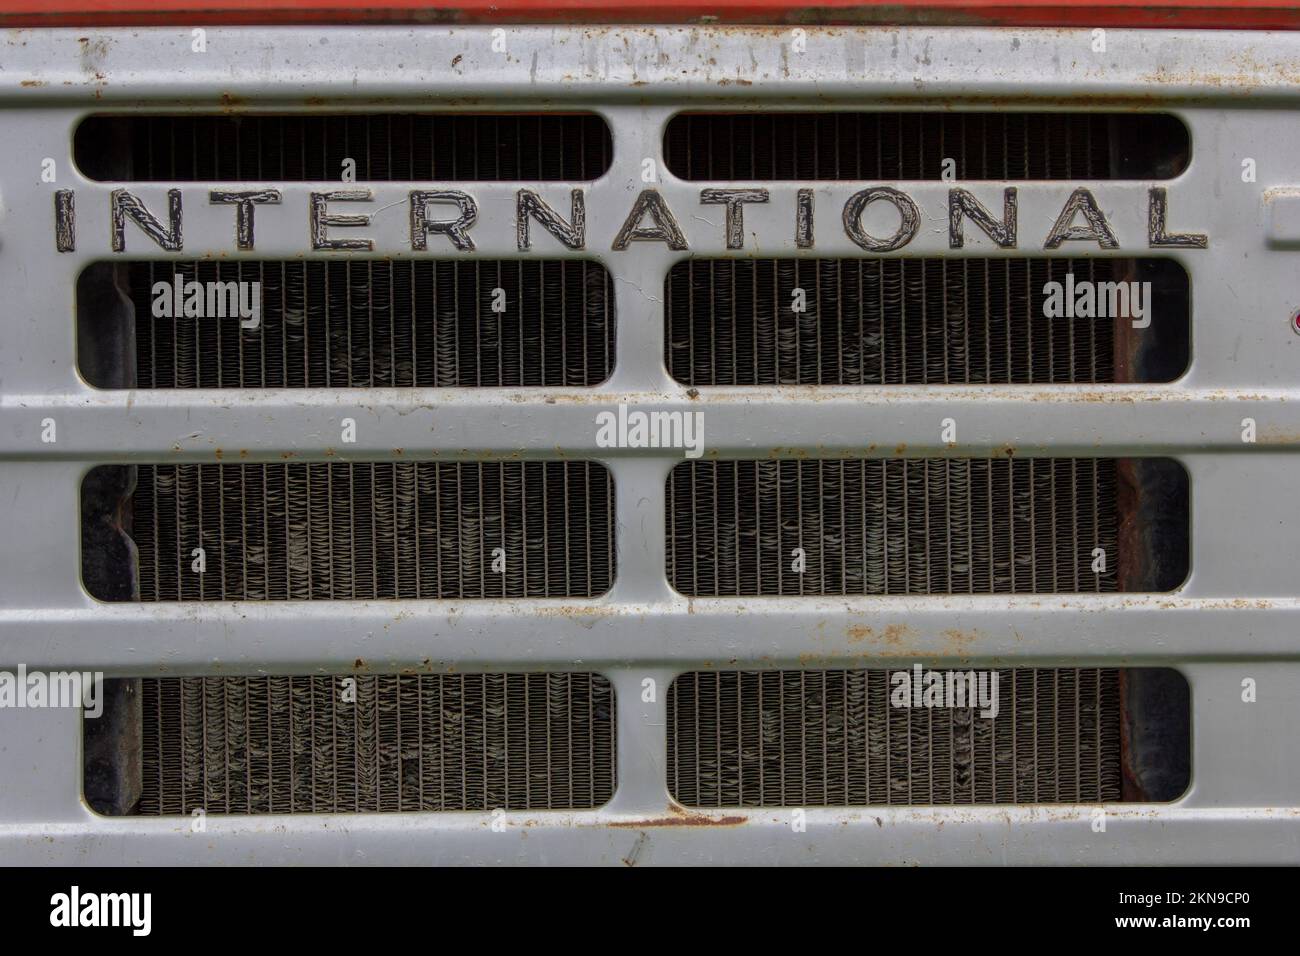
882;623;913;647
19;78;44;87
609;800;744;828
942;628;978;651
846;624;873;643
609;813;745;828
1139;51;1300;90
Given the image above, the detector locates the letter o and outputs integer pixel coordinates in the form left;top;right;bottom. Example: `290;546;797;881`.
842;187;920;252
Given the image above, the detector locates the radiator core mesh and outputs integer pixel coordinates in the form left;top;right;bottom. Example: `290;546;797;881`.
667;458;1120;596
133;673;616;814
120;260;614;389
666;258;1137;386
668;668;1121;807
76;113;612;181
664;111;1187;180
123;461;614;600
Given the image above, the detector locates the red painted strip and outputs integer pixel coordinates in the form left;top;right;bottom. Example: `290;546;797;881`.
0;0;1296;30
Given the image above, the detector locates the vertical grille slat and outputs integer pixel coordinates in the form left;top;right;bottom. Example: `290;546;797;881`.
106;461;614;601
130;673;615;815
668;458;1125;596
115;260;614;389
667;668;1122;807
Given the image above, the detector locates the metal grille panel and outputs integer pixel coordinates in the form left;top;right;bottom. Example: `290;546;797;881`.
667;458;1121;596
111;260;613;388
666;258;1162;386
129;673;615;814
115;461;614;600
664;111;1187;180
76;113;612;181
667;668;1121;807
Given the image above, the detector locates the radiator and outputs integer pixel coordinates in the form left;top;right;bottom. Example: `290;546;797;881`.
1;24;1297;865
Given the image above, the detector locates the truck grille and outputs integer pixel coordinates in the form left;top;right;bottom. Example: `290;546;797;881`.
87;461;615;601
667;458;1186;596
668;668;1123;807
12;24;1240;860
75;113;613;181
82;259;614;389
664;111;1188;180
666;258;1188;385
115;673;617;815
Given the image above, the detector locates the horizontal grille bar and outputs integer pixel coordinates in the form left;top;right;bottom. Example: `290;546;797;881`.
75;113;612;181
88;461;615;601
84;260;614;389
666;258;1189;386
668;668;1123;807
113;673;617;815
668;458;1143;596
664;112;1188;180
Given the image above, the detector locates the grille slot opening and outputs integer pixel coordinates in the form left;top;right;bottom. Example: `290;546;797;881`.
667;458;1187;596
78;260;615;389
667;667;1189;808
666;258;1189;386
86;673;616;816
665;112;1189;180
75;113;612;182
82;461;615;601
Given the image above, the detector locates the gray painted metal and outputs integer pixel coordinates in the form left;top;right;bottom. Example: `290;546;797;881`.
0;24;1298;864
